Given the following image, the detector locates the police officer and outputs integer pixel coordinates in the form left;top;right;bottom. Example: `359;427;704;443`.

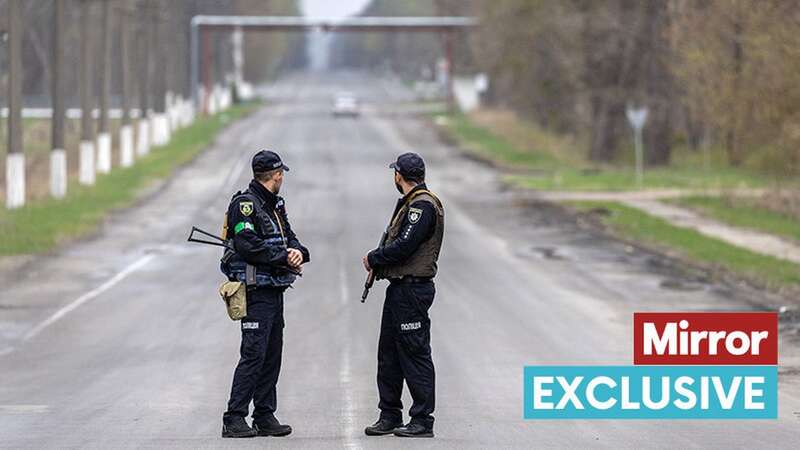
362;152;444;438
220;150;309;438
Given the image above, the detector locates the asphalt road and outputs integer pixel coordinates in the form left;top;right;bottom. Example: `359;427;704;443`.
1;73;799;449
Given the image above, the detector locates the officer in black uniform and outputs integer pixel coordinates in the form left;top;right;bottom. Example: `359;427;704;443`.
362;152;444;438
220;150;309;438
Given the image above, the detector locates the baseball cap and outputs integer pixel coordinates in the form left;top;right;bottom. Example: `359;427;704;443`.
389;152;425;179
252;150;290;173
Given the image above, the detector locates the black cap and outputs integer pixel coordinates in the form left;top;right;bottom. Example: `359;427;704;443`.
252;150;289;173
389;152;425;180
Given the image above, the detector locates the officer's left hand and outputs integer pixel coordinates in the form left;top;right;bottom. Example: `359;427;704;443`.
287;248;303;268
362;255;371;272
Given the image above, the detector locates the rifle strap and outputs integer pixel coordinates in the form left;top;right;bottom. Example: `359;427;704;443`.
389;189;441;228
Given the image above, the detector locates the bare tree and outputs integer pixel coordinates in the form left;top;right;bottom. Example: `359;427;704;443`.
6;0;25;208
50;0;67;198
97;0;112;173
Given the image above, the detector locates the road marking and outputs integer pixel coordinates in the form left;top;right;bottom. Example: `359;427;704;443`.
338;253;361;449
22;254;155;342
222;154;248;190
0;405;50;414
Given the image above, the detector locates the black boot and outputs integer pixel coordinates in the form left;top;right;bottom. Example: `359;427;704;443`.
221;415;257;438
394;422;434;438
253;415;292;437
364;418;402;436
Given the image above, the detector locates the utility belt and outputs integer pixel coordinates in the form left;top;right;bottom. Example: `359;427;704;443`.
389;275;434;284
225;261;297;289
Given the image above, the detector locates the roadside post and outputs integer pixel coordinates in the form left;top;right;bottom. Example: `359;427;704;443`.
626;105;648;188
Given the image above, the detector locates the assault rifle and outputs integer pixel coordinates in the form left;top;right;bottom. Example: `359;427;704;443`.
362;229;388;303
187;226;302;276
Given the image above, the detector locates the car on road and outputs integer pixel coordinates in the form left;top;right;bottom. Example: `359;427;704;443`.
332;93;360;118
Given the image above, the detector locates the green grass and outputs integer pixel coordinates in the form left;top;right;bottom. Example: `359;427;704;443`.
505;166;769;191
436;112;777;191
673;196;800;243
567;201;800;289
0;102;258;255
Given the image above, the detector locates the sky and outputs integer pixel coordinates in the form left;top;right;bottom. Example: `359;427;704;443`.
300;0;371;18
300;0;372;70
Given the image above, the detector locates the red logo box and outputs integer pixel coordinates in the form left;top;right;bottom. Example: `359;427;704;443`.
634;312;778;365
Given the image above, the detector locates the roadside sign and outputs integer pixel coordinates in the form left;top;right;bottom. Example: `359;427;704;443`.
626;105;649;188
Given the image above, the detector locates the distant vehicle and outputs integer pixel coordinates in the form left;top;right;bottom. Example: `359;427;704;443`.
332;93;360;117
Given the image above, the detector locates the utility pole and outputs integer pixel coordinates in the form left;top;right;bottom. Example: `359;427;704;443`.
97;0;112;174
119;3;134;168
5;0;24;208
79;0;96;186
136;0;151;157
50;0;67;198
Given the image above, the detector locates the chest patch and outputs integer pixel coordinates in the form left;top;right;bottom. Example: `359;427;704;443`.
239;201;254;216
408;207;423;224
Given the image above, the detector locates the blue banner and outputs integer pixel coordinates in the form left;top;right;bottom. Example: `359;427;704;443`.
523;365;777;419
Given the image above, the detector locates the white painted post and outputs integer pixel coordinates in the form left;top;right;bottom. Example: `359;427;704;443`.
136;115;150;156
5;153;25;209
152;112;169;146
183;100;194;126
79;140;96;185
50;149;67;198
168;92;179;131
96;132;112;174
119;124;134;167
208;85;219;115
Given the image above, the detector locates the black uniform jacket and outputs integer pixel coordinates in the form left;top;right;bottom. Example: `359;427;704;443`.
367;183;436;269
228;179;310;268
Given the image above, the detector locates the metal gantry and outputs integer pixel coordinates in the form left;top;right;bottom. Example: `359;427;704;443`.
189;16;479;112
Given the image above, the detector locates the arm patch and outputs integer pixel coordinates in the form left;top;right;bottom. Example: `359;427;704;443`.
239;201;254;216
234;221;254;234
408;207;423;224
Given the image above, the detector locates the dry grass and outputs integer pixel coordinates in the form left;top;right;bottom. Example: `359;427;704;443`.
468;108;586;167
755;189;800;220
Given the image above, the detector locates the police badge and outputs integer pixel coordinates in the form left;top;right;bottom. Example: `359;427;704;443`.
240;201;254;216
408;207;423;224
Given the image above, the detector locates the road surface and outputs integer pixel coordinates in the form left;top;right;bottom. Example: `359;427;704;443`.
1;73;799;449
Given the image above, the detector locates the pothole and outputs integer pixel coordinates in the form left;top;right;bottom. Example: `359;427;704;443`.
531;246;567;260
659;278;707;292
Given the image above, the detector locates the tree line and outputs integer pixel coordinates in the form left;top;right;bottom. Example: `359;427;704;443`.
332;0;800;175
1;0;305;208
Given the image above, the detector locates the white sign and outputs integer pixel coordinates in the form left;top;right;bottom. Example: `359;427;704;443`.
626;104;649;188
626;106;649;131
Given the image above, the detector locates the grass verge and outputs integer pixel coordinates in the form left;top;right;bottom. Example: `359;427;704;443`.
566;200;800;290
672;196;800;244
0;102;258;256
434;112;776;191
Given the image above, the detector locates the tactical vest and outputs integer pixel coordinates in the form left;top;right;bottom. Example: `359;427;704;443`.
376;190;444;280
221;190;297;288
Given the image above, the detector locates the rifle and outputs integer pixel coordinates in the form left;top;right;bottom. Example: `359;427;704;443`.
362;229;388;303
187;226;302;276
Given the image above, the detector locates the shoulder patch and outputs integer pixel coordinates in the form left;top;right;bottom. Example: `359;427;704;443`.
239;201;254;216
408;207;423;224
